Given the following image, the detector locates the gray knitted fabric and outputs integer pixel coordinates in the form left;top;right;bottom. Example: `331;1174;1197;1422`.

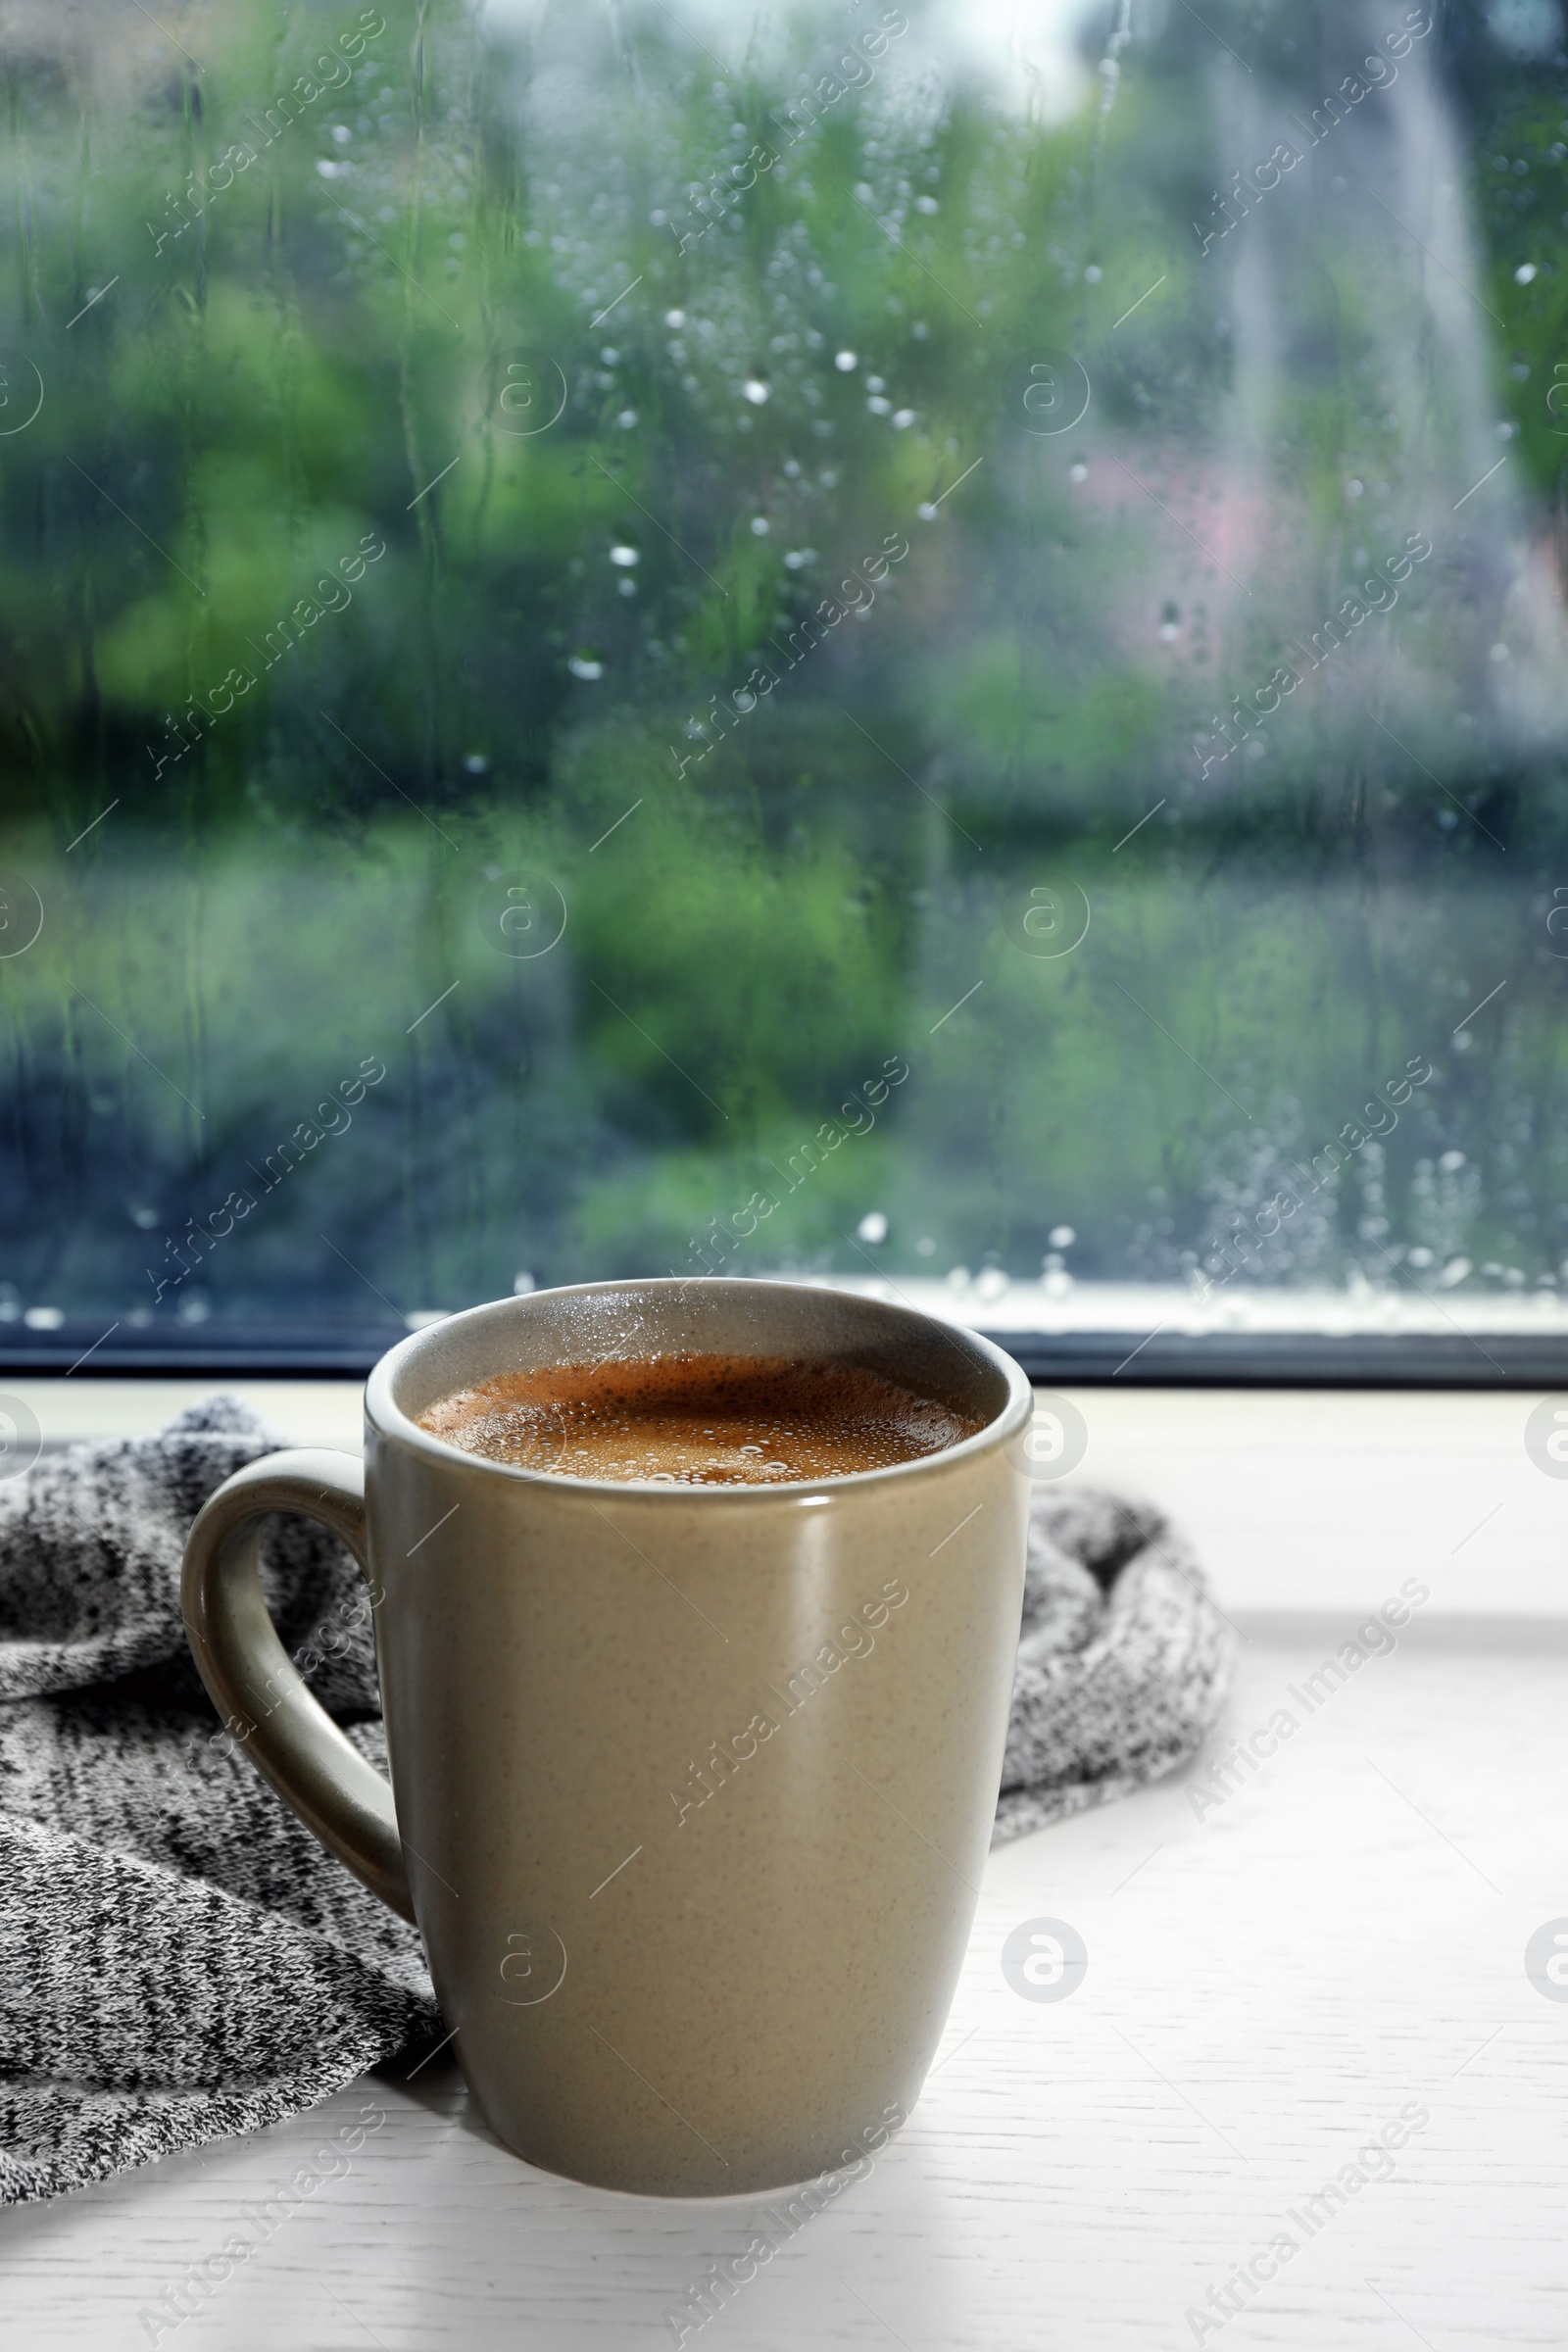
995;1487;1234;1841
0;1396;1231;2206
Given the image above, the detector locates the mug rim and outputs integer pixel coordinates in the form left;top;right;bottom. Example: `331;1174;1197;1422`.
364;1276;1034;1496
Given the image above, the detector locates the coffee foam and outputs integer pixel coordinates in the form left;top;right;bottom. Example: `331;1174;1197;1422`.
417;1351;985;1485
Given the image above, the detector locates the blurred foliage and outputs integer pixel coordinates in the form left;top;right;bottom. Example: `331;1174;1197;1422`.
1;0;1568;1328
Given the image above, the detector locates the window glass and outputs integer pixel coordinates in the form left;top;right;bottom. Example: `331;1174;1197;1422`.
1;0;1564;1352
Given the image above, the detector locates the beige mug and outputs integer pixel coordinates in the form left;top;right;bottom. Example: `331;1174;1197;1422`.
181;1278;1032;2196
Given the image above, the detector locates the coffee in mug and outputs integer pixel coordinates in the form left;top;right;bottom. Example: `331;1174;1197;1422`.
181;1279;1032;2196
418;1350;987;1483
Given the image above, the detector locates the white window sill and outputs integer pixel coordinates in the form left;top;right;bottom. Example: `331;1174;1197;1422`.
10;1377;1561;1622
1;1378;1558;2339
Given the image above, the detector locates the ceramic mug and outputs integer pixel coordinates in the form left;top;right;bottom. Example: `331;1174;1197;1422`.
181;1278;1032;2196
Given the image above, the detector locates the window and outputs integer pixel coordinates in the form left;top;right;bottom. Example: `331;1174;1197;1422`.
1;0;1564;1375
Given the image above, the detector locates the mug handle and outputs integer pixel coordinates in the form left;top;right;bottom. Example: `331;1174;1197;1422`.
181;1447;415;1922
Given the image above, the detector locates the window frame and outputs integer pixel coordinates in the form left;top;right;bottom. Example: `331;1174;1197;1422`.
3;1321;1565;1387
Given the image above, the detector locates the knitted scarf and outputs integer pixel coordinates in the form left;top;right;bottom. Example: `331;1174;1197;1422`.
0;1395;1231;2204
